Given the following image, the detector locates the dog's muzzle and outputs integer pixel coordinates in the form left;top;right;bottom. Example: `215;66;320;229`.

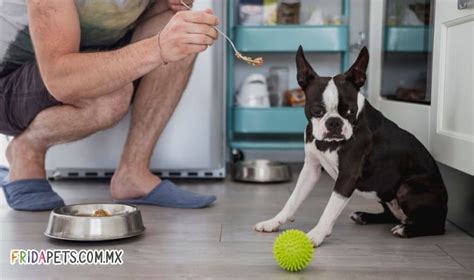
324;117;344;140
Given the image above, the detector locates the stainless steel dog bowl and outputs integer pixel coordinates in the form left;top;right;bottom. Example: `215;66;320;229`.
45;203;145;241
232;160;291;183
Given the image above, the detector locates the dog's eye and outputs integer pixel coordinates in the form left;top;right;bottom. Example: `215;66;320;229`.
346;108;356;116
311;107;325;118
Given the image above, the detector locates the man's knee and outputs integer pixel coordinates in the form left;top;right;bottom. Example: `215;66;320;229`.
138;0;172;23
175;53;198;71
92;84;133;129
132;9;175;42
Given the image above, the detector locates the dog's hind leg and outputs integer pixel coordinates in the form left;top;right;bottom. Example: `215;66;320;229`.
391;222;446;238
351;203;399;225
391;177;447;238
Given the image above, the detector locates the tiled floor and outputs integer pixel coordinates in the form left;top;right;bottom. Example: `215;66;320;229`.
1;168;473;279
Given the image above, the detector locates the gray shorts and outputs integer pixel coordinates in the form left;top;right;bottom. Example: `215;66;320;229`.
0;61;61;136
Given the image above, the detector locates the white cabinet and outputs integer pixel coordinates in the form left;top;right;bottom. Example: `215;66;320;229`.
430;0;474;175
368;0;432;147
368;0;473;175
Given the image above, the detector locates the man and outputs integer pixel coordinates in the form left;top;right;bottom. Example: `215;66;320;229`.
0;0;219;211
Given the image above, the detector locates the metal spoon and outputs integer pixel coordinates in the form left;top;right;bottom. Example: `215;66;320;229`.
180;0;263;66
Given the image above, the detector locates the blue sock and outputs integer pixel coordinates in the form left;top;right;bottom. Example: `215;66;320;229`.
2;179;65;211
116;180;216;209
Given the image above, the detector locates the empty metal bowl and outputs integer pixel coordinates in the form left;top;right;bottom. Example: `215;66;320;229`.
45;203;145;241
232;160;291;183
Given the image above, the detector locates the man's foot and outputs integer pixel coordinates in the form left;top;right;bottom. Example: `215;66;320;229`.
6;136;46;181
3;137;64;211
111;168;216;209
111;167;160;200
2;179;65;211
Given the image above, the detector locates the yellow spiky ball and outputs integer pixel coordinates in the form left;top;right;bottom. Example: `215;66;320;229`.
273;229;314;272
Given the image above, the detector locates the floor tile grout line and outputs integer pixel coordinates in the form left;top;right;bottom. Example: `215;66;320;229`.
219;224;223;242
435;244;467;271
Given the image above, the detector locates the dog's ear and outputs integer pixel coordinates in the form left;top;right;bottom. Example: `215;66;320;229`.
296;45;318;89
345;47;369;89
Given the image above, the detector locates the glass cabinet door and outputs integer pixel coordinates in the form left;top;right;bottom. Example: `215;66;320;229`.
381;0;432;105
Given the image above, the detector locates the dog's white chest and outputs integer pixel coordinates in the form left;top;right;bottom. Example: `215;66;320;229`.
318;149;339;179
320;150;339;169
305;142;339;179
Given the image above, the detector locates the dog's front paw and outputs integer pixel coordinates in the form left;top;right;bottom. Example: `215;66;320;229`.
254;218;284;232
391;224;407;238
306;229;328;247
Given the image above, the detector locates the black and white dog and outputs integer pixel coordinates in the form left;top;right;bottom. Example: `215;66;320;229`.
255;46;448;247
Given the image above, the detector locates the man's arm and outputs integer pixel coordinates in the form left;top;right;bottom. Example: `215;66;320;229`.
28;0;218;103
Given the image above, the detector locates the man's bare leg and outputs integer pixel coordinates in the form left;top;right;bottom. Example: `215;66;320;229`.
111;7;198;199
7;84;133;181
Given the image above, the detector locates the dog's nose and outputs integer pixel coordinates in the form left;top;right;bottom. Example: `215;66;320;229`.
326;117;343;133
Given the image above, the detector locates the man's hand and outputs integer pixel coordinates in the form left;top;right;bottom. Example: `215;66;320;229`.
168;0;193;12
158;9;218;63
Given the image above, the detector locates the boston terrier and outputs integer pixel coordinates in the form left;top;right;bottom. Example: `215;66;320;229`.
255;46;448;247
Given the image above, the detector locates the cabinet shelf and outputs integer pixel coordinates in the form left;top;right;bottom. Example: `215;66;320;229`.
385;26;429;52
230;140;304;150
227;0;350;150
234;25;349;53
233;107;306;134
